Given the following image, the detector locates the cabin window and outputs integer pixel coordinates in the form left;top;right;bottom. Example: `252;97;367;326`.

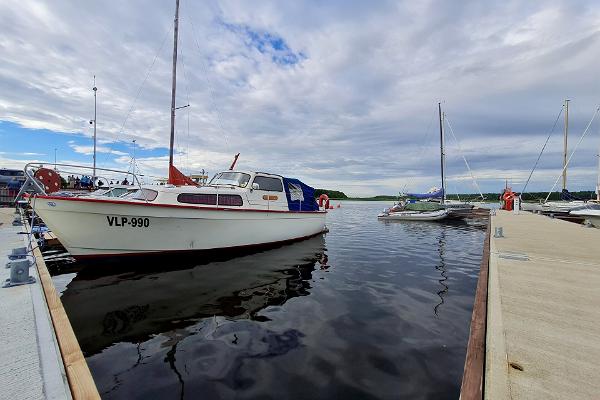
177;193;217;205
252;176;283;192
218;194;243;206
209;172;251;188
131;189;158;202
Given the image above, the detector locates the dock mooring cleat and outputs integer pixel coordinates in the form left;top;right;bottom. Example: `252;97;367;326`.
3;259;36;288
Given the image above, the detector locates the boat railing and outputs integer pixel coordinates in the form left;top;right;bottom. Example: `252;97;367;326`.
16;162;152;203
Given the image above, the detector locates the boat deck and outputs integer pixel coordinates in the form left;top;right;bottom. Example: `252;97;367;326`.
485;210;600;399
0;207;99;400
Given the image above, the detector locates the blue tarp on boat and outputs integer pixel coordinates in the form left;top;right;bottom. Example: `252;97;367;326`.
403;188;444;199
282;177;319;211
560;189;583;201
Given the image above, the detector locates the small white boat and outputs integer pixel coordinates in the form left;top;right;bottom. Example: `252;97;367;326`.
33;170;326;259
378;208;449;221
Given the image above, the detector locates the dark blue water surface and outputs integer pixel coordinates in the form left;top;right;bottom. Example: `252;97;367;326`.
53;201;486;399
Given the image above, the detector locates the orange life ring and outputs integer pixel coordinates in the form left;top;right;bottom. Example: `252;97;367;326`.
318;194;330;209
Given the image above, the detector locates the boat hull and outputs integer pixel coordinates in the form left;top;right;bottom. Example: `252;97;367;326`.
33;196;326;258
377;209;448;221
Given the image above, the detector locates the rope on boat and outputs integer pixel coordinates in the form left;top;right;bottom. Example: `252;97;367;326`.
544;106;600;203
520;105;563;200
444;116;485;200
98;25;173;168
186;10;231;152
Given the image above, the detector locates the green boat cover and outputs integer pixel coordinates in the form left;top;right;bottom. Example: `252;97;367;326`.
404;202;444;211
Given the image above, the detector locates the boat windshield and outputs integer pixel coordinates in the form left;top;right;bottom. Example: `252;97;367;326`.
209;172;251;188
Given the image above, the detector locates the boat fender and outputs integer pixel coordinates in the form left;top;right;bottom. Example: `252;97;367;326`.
318;194;330;210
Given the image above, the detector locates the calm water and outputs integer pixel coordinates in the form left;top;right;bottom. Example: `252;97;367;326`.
52;201;486;400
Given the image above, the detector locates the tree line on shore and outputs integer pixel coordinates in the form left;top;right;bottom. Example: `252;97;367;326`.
314;189;598;202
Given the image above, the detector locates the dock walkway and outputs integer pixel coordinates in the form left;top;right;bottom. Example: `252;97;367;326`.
486;210;600;399
0;207;98;400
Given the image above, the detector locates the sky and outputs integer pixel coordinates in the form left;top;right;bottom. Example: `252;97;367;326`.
1;0;600;196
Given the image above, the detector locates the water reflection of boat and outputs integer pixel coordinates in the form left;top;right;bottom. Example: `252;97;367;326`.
59;235;326;356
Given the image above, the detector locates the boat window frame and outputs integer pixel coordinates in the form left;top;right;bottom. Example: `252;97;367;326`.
208;172;251;188
177;193;217;205
131;188;158;202
252;175;284;192
217;194;244;207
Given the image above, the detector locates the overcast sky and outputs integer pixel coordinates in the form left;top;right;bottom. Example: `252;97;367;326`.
1;0;599;196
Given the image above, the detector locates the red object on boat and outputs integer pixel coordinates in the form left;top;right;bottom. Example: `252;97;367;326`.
501;187;516;211
318;194;330;209
34;168;61;193
168;165;198;186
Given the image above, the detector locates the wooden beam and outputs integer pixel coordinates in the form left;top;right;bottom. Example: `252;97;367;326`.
28;220;101;399
460;212;491;400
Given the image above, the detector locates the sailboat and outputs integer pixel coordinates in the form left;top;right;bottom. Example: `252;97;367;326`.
522;100;587;214
28;0;327;259
378;103;450;221
570;129;600;227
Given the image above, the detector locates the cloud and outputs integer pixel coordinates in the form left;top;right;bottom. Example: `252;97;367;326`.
69;144;127;156
1;0;600;195
0;151;46;156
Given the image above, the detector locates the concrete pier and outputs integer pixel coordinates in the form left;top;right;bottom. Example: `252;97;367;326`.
485;210;600;399
0;207;99;400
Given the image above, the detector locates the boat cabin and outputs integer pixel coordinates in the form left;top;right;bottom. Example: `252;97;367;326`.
128;171;320;212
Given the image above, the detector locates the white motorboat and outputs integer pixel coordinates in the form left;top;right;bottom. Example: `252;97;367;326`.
25;1;326;259
32;171;326;258
378;208;449;221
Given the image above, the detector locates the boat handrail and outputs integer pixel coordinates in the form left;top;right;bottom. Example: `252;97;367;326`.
18;162;152;203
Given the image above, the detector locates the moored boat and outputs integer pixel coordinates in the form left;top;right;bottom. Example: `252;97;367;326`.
32;170;326;259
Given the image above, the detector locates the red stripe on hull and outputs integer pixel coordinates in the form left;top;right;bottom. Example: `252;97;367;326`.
35;194;325;214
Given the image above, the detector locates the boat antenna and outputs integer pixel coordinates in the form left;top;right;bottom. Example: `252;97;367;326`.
229;153;240;170
132;139;136;178
92;75;97;185
168;0;180;170
438;102;445;204
562;99;570;191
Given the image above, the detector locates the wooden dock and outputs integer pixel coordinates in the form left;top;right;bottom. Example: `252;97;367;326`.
0;207;99;400
461;209;600;399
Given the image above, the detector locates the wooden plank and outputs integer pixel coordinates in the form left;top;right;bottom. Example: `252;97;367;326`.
459;212;491;400
27;218;101;399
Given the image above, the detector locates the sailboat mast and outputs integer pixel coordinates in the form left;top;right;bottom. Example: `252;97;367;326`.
92;76;97;185
168;0;180;169
597;124;600;201
438;102;445;204
562;99;569;191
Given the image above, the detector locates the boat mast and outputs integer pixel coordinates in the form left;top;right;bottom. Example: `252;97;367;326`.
168;0;180;170
438;102;445;204
597;124;600;201
562;99;569;191
92;76;97;185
